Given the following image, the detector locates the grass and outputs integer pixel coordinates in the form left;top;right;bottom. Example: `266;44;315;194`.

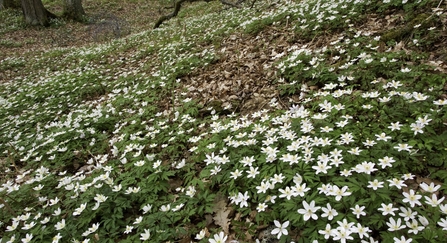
1;0;447;242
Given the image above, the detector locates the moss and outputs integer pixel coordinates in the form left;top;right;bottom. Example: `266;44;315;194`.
380;13;434;43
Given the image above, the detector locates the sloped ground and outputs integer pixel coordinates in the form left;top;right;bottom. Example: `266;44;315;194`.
182;27;290;113
1;0;447;242
181;6;447;115
0;0;164;59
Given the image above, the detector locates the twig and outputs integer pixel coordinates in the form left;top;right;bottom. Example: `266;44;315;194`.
7;143;19;171
423;0;444;22
277;94;287;109
0;196;17;216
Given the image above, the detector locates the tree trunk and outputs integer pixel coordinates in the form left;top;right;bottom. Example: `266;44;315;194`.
63;0;85;22
20;0;54;26
0;0;20;10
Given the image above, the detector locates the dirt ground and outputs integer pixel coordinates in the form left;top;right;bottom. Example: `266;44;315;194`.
0;0;164;59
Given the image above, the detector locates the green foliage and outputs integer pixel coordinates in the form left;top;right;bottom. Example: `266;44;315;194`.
1;0;447;243
0;8;25;35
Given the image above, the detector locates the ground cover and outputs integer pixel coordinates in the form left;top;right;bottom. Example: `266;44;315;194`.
1;0;447;242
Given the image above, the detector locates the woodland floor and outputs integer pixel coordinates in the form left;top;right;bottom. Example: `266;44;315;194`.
1;1;447;242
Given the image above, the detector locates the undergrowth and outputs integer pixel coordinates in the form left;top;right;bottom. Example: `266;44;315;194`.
1;0;447;242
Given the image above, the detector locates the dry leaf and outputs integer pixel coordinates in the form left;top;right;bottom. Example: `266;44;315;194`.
205;214;214;227
213;198;232;234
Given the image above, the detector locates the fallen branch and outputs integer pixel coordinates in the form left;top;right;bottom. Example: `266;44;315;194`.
153;0;245;29
220;0;242;8
250;0;258;8
154;0;191;29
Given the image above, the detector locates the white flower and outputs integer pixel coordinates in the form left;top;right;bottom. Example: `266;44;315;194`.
54;219;65;230
33;184;44;191
271;220;289;239
438;218;447;230
133;216;143;225
293;183;310;197
134;160;145;167
321;203;338;220
49;197;60;206
401;67;411;73
387;217;406;231
331;185;351;201
270;173;285;185
318;223;334;239
362;237;379;243
351;223;371;239
256;181;271;194
124;225;133;234
230;169;243;180
378;203;398;216
91;202;100;210
378;156;395;169
246;166;260;178
186;186;196;197
387;178;407;189
406;219;424;234
402;173;415;180
21;233;33;243
140;229;151;241
312;160;331;174
402;190;422;207
434;99;447;105
298;200;321;221
22;221;36;230
94;194;108;203
399;207;417;221
172;203;184;212
420;182;441;193
367;179;384;190
256;203;268;212
82;223;100;237
388;122;403;131
439;204;447;214
160;204;171;212
279;186;298;200
394;144;413;152
196;229;206;240
393;235;412;243
238;191;250;208
53;207;61;216
210;165;221;175
209;231;227;243
6;220;19;231
336;218;355;232
52;233;62;243
351;205;366;219
418;215;429;226
73;203;87;216
40;217;50;224
142;204;152;214
332;228;353;242
425;194;445;207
